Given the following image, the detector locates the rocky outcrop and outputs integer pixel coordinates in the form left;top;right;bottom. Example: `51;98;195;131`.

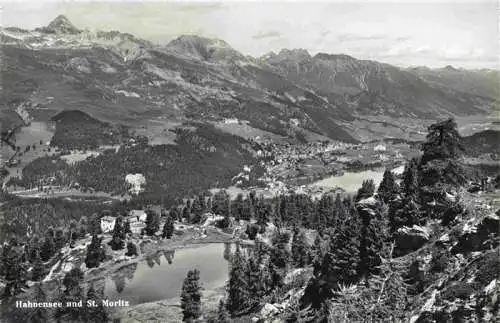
451;213;499;254
394;225;431;256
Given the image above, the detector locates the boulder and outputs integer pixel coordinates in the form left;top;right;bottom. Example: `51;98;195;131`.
394;225;430;255
260;303;280;318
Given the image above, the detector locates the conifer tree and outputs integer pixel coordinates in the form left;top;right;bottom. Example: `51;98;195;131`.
56;268;84;322
326;201;361;288
377;169;400;204
85;235;106;269
291;228;310;268
2;244;25;297
31;251;45;281
389;195;423;233
191;197;204;224
270;231;290;269
356;179;376;201
28;283;48;322
245;256;264;309
145;209;160;236
180;269;202;322
255;200;271;232
226;246;249;315
109;216;125;250
123;220;132;235
54;228;66;250
421;118;463;164
162;215;175;239
40;232;55;262
183;200;192;222
217;299;231;323
212;190;230;217
125;242;138;257
358;200;389;277
85;283;108;322
401;158;419;198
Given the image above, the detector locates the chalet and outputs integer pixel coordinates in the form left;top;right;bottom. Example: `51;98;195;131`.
100;216;116;233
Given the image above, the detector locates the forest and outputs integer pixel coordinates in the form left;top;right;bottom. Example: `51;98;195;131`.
0;118;498;323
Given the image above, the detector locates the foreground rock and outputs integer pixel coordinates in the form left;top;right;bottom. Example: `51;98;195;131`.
394;225;431;256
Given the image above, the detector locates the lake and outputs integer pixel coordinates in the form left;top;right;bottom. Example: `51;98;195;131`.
309;169;386;194
104;243;241;305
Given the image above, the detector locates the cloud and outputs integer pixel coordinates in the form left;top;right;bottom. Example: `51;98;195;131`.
252;30;282;39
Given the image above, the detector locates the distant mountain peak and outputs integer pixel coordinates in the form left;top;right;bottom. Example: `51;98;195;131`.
314;53;356;61
166;34;244;62
45;14;81;34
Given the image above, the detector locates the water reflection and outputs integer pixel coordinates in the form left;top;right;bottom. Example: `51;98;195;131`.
104;243;250;305
163;250;175;264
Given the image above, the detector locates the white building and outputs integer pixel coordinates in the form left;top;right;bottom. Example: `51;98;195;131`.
100;216;116;233
224;118;239;124
374;144;387;152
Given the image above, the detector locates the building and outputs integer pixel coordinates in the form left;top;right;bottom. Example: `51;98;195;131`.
129;210;147;222
224;118;239;124
100;216;116;233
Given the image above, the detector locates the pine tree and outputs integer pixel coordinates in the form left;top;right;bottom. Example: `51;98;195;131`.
421;118;463;164
145;209;160;236
85;235;106;269
31;251;45;281
270;231;290;269
245;256;264;309
40;231;55;262
291;228;310;268
389;195;423;233
326;200;361;288
162;215;175;239
125;242;138;257
29;283;47;322
212;190;230;218
226;246;249;315
401;158;420;198
85;283;108;322
123;220;132;235
191;197;204;224
180;269;202;322
54;228;66;250
377;169;400;204
56;268;84;322
2;243;25;297
182;201;192;222
109;216;125;250
232;193;245;221
217;299;230;323
356;179;376;201
358;200;389;278
255;200;271;232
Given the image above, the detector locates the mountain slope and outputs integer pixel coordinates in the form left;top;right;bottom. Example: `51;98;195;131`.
1;16;497;143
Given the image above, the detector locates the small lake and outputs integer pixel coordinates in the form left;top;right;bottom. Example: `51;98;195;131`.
309;169;385;194
104;243;241;305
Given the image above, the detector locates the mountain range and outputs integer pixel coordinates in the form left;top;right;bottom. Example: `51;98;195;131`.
1;15;498;142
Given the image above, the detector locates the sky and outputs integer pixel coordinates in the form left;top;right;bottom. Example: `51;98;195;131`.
0;0;498;69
